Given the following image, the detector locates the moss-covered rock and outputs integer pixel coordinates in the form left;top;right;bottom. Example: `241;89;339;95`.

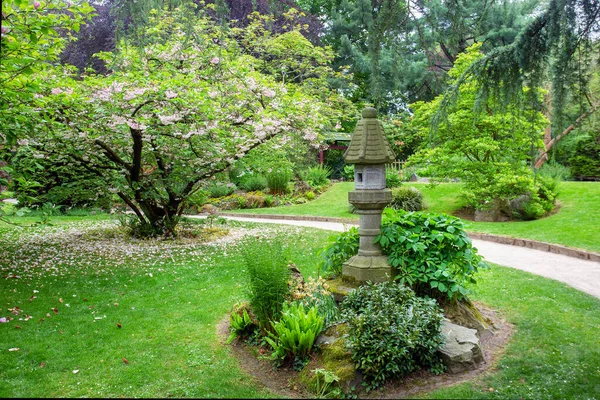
324;277;360;303
299;323;360;395
443;299;494;338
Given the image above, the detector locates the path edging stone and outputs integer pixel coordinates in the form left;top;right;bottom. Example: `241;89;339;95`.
216;212;600;263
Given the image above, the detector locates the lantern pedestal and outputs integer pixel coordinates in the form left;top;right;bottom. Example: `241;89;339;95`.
342;189;394;283
341;107;396;284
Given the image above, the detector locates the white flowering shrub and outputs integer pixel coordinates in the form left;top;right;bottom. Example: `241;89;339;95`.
16;5;354;235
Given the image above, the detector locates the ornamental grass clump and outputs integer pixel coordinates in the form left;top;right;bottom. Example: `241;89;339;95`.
242;238;291;334
341;282;444;391
389;186;424;211
301;166;332;189
267;168;293;195
240;175;268;192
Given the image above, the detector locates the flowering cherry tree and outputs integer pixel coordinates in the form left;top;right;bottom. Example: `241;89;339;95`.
25;6;352;235
0;0;93;146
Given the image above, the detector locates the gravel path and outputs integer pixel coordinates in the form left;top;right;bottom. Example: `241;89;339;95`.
197;215;600;299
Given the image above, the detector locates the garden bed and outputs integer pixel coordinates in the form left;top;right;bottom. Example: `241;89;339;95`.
220;301;514;398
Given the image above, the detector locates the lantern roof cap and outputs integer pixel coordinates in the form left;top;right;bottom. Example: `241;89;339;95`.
344;108;395;164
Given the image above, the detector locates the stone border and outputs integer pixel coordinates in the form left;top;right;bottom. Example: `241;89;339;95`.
217;212;358;225
217;212;600;263
467;232;600;262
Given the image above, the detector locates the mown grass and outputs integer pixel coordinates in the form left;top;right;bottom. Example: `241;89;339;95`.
422;264;600;399
1;217;599;398
0;217;328;398
232;181;600;253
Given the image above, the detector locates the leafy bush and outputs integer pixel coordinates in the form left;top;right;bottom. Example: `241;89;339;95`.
226;303;257;344
208;183;236;198
265;302;324;366
301;165;332;188
229;165;250;186
341;282;444;390
389;186;424;211
511;176;557;220
267;169;293;195
264;195;275;207
240;175;268;192
319;211;486;302
318;227;359;277
386;170;403;188
342;165;354;181
186;189;209;210
569;132;600;179
9;147;113;209
243;238;291;333
305;191;316;200
376;209;486;302
537;160;572;181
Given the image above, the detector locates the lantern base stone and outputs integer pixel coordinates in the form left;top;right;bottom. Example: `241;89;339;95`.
342;255;394;283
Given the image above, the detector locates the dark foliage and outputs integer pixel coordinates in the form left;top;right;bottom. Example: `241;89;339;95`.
61;4;116;74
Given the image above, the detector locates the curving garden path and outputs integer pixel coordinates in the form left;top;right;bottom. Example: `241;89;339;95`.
197;215;600;300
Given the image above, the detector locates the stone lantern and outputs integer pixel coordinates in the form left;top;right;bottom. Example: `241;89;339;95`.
342;107;395;282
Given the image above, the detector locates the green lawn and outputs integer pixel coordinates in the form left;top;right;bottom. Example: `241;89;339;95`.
1;217;599;398
232;181;600;253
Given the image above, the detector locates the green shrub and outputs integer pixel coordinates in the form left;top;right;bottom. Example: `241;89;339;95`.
264;302;324;366
342;165;354;181
341;282;444;390
226;304;257;344
186;189;209;209
243;238;291;333
569;132;600;179
386;170;403;188
318;227;359;277
9;147;112;209
319;210;486;302
511;176;557;220
390;186;424;211
305;191;316;201
301;166;332;188
267;169;293;195
376;209;486;302
208;183;236;198
229;165;249;186
240;175;268;192
537;160;572;181
264;195;275;207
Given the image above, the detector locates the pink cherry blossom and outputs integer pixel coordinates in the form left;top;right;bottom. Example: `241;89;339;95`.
262;88;276;98
33;1;41;10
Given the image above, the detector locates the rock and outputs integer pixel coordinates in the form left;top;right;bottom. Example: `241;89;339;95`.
439;320;485;374
300;324;359;393
200;204;218;214
324;277;359;303
473;208;510;222
443;300;495;339
410;173;419;182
